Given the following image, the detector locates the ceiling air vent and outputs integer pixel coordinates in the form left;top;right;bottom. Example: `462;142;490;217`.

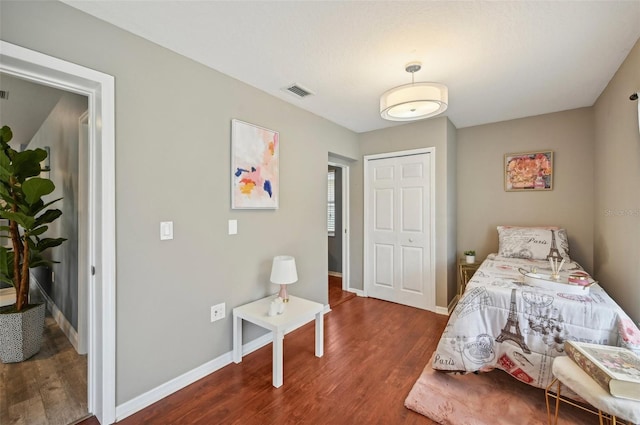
0;90;8;100
282;83;314;99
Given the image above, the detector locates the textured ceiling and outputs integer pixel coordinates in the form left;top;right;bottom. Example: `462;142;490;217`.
61;0;640;133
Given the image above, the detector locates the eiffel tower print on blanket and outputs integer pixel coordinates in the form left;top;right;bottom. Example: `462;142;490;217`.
495;288;531;354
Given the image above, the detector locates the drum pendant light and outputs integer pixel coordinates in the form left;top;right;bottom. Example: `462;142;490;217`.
380;62;448;121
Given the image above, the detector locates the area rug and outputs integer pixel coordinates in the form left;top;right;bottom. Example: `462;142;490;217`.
405;355;594;425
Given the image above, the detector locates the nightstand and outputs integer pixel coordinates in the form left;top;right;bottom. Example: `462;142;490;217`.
458;258;481;296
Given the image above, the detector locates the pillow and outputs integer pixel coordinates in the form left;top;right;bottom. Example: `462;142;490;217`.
497;226;570;260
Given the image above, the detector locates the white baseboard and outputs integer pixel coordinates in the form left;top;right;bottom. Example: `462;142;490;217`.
116;333;272;422
328;271;342;277
32;278;80;353
115;313;328;422
115;349;234;422
435;305;450;316
447;296;460;315
351;288;366;297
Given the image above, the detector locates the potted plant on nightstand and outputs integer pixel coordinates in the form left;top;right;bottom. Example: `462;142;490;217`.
0;125;66;363
464;250;476;264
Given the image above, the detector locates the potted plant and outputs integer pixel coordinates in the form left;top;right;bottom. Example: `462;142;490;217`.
464;250;476;264
0;125;66;363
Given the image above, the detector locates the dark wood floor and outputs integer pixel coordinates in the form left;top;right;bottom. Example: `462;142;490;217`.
328;274;356;308
81;296;447;424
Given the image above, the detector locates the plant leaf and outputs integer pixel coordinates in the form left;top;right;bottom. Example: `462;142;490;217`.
0;126;13;143
12;150;45;180
0;210;35;229
28;226;48;237
36;237;66;251
34;209;62;227
22;177;55;205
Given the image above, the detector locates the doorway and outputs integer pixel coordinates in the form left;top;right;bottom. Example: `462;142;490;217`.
328;161;352;308
363;148;436;311
0;41;117;424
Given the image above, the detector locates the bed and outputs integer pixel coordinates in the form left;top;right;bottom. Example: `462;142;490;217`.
432;226;640;390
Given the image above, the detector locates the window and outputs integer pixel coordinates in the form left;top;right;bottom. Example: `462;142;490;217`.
327;169;335;236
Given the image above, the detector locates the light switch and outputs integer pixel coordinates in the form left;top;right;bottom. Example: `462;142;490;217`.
228;219;237;235
160;221;173;240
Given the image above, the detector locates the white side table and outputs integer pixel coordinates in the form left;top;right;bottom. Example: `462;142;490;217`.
232;294;324;388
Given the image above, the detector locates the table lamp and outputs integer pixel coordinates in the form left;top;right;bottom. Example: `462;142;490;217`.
270;255;298;302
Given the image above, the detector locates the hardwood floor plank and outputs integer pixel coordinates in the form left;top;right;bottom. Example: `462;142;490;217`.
0;313;88;425
114;297;446;424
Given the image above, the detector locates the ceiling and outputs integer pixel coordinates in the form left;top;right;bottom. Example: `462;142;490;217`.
56;1;640;133
0;74;70;146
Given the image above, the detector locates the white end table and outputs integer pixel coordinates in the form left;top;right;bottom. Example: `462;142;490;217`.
232;294;324;388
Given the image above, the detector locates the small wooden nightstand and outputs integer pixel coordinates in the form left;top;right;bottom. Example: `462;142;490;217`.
458;258;481;296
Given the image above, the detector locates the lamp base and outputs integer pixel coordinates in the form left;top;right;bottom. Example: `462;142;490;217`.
278;285;289;302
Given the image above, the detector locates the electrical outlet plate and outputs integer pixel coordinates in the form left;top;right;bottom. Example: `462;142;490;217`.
210;303;225;322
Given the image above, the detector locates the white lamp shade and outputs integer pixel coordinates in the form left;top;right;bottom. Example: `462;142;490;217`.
270;255;298;285
380;82;448;121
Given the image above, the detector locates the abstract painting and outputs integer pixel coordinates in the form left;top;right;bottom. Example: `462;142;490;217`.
504;150;553;191
231;119;279;209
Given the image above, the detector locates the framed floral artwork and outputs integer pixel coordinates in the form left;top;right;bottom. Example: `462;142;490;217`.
504;150;553;191
231;119;279;209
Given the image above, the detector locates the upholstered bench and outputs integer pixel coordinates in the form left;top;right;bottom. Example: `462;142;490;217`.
546;356;640;425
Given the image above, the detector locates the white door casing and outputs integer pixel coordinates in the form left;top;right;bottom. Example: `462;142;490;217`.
328;161;350;292
0;41;117;424
364;148;435;311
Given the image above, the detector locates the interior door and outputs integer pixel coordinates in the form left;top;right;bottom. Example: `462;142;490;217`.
365;151;434;310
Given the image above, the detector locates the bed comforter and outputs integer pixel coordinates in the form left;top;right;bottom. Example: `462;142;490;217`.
432;254;640;389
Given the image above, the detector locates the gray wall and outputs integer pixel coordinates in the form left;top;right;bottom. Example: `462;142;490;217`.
594;37;640;324
355;117;457;308
3;0;638;413
457;108;596;272
28;92;87;330
0;0;359;404
328;165;342;273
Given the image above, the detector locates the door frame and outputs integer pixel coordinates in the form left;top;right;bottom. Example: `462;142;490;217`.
0;41;117;424
328;161;350;292
363;147;436;310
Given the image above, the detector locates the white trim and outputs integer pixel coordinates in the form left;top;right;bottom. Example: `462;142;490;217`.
0;41;117;425
116;314;329;421
436;305;450;316
115;350;234;421
351;289;366;297
328;271;342;278
328;161;350;292
32;277;80;352
77;110;89;355
363;147;437;312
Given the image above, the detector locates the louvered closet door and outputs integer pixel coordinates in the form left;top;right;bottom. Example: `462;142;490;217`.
365;152;434;310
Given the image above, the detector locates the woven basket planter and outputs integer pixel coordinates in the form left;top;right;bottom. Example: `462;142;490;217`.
0;303;46;363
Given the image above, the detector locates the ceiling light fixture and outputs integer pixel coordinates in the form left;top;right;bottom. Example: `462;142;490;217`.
380;62;448;121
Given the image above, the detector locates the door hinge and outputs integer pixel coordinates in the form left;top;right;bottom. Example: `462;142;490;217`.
91;266;96;276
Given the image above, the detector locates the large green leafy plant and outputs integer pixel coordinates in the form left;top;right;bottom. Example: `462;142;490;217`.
0;125;65;312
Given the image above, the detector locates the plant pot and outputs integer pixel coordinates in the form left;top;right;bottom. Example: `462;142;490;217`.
0;303;46;363
465;255;476;264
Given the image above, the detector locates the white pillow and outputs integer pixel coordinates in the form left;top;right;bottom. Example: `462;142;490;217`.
497;226;570;260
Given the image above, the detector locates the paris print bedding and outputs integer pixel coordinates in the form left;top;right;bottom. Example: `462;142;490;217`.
432;253;640;390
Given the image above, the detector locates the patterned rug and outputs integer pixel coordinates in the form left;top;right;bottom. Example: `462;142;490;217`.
405;355;595;425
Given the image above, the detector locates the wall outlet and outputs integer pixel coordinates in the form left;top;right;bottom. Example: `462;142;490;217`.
210;303;225;322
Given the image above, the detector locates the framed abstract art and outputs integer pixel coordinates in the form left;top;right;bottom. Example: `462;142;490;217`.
231;119;279;209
